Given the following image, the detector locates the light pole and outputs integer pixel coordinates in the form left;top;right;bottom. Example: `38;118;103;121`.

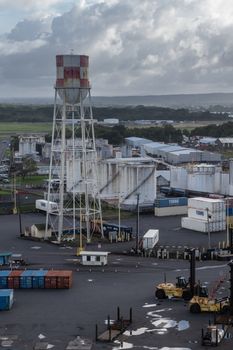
136;193;140;253
226;198;229;248
206;207;211;249
118;192;121;240
17;191;22;236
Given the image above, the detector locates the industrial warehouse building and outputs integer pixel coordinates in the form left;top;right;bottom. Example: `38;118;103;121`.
143;142;221;164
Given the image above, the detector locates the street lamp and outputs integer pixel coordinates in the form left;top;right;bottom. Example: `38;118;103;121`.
118;192;121;240
226;198;229;248
136;193;140;253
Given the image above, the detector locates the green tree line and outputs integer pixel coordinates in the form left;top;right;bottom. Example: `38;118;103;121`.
191;121;233;137
0;104;228;122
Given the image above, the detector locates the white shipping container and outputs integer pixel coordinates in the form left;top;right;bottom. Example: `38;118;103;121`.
154;206;188;217
35;199;58;213
188;197;225;212
188;208;225;222
142;229;159;249
181;217;225;232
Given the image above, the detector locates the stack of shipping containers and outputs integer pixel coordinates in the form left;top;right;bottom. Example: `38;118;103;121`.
181;197;226;232
154;197;188;216
0;270;72;290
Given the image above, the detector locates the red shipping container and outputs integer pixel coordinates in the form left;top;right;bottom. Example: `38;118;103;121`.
8;270;22;289
45;270;72;289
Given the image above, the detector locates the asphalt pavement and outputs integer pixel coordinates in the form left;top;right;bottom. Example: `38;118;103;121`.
0;213;233;349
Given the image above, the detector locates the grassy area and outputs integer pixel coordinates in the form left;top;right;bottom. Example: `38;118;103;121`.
0;122;52;136
16;175;47;186
102;208;135;220
174;120;227;131
0;189;11;195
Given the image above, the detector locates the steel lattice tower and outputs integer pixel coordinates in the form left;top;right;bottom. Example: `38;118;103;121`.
45;54;103;244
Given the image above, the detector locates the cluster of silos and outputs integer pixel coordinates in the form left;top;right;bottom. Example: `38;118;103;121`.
18;136;45;156
181;197;226;232
97;157;158;207
170;164;228;195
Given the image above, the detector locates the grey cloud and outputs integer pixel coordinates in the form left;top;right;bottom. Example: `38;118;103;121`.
7;18;51;41
0;0;233;97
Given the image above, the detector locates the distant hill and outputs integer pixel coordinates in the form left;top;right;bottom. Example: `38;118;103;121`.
1;92;233;108
92;93;233;109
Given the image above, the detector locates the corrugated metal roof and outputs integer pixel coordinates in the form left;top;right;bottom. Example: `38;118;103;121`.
218;138;233;143
161;145;184;152
144;142;166;150
199;137;217;144
125;137;152;143
171;149;198;155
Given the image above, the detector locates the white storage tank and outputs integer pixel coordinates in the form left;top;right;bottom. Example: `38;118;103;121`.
142;229;159;250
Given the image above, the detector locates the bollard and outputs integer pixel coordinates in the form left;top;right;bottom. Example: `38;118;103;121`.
117;306;120;321
95;324;98;341
130;307;132;323
120;317;124;331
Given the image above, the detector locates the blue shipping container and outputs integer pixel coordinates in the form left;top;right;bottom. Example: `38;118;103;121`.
0;253;12;266
20;270;35;289
154;197;188;208
32;270;48;289
0;271;11;289
0;289;13;310
20;270;49;289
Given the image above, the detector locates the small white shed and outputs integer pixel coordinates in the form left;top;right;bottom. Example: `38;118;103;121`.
142;229;159;250
30;224;52;239
79;251;110;266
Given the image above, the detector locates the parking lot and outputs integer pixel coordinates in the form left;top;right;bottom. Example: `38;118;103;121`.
0;213;233;349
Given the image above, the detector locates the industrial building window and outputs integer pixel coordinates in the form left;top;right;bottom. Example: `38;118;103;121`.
86;256;91;261
96;256;100;262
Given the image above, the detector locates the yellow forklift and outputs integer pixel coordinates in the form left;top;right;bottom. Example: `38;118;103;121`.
189;262;231;314
189;296;229;313
155;249;208;301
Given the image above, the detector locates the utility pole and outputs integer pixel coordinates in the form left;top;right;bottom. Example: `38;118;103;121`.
206;207;211;249
118;192;121;240
136;193;140;253
18;192;22;236
13;173;17;214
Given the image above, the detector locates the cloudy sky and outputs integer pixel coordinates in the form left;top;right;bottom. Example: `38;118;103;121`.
0;0;233;98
